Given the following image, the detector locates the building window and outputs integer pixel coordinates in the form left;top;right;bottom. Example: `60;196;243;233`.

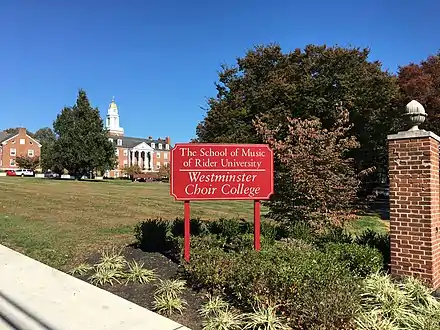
115;148;119;156
11;140;15;144
123;149;128;156
10;148;16;156
108;138;113;143
30;141;33;145
114;171;119;178
10;159;15;166
165;144;169;150
123;160;128;165
158;143;162;149
156;152;160;158
164;162;168;167
151;142;155;149
156;162;161;169
28;149;34;157
164;153;168;160
20;139;25;145
117;139;122;146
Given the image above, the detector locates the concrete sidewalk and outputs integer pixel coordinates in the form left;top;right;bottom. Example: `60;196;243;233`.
0;245;190;330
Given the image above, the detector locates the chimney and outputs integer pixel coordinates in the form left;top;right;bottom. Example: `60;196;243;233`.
165;136;171;144
18;127;26;136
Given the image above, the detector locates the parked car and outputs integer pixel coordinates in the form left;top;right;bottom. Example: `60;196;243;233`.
14;169;35;177
6;170;16;176
44;172;59;178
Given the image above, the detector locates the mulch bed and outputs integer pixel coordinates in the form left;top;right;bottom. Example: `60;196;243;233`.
73;246;205;330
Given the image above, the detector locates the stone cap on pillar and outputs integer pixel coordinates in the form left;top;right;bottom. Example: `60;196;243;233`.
388;130;440;142
388;100;440;142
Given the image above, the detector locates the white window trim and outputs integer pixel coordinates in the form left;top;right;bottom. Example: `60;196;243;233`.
28;149;34;157
156;152;160;158
158;143;162;149
151;142;155;148
10;159;15;166
164;153;168;159
10;148;16;156
165;144;169;150
117;139;122;146
20;138;25;145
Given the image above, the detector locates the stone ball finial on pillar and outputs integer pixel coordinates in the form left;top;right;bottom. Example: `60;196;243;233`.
405;100;427;131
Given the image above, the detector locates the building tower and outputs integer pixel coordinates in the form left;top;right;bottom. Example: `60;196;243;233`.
105;97;124;136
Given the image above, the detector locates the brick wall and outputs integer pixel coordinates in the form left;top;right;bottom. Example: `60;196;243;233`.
388;132;440;288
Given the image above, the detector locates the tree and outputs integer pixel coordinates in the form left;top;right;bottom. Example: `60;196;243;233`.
34;127;56;145
15;156;40;170
157;163;170;180
398;52;440;134
255;108;360;227
196;44;402;192
124;164;142;178
49;89;117;178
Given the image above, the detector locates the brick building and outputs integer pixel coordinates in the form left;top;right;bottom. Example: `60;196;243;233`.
0;128;42;170
104;98;171;178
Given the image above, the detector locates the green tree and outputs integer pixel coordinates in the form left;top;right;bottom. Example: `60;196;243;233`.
196;44;402;192
34;127;56;145
50;89;117;178
15;156;40;170
398;52;440;134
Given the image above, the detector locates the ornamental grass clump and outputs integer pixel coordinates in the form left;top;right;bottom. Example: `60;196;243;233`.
153;279;188;316
355;273;440;330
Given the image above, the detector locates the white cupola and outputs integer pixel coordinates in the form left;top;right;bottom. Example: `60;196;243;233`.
105;97;124;136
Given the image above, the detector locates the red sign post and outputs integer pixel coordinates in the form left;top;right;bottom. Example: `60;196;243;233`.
170;143;274;261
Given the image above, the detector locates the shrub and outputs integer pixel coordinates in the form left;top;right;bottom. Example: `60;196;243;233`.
134;218;173;251
315;225;353;246
184;242;360;329
355;229;390;270
324;242;384;277
207;218;251;239
171;217;210;237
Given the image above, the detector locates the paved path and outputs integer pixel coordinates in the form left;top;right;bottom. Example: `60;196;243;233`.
0;245;190;330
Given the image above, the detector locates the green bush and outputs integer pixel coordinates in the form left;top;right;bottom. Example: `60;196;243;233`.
324;242;384;277
171;217;210;237
184;242;360;330
355;229;390;270
134;218;174;251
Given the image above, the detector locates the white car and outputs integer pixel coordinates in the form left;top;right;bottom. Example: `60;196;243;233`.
15;169;34;177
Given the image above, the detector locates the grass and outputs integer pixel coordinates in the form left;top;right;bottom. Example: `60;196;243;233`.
0;177;256;269
0;177;388;270
345;215;389;236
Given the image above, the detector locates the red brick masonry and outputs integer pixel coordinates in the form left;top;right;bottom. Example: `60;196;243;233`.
388;130;440;288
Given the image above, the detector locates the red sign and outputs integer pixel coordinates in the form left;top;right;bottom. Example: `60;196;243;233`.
170;143;274;201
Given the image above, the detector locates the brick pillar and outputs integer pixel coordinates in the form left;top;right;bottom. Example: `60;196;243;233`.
388;130;440;288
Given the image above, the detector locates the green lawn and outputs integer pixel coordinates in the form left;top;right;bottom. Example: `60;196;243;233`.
0;177;388;270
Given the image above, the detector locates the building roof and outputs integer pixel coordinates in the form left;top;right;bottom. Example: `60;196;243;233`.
0;131;12;143
0;129;41;145
109;135;170;150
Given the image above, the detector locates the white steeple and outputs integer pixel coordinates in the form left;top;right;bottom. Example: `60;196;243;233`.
105;97;124;136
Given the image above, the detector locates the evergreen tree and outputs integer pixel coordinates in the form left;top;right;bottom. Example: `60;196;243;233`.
49;89;116;178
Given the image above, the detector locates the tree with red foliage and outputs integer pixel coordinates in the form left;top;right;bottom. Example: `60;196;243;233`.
398;52;440;134
254;107;360;227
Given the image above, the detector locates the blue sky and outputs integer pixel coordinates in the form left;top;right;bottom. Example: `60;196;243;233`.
1;0;438;143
